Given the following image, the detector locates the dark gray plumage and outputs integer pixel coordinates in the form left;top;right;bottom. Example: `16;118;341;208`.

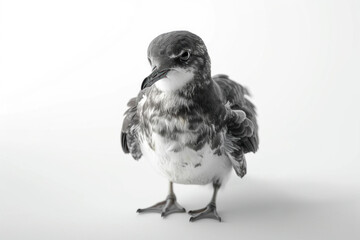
121;31;259;222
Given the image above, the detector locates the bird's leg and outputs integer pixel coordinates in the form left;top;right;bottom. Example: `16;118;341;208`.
136;182;186;217
189;181;222;222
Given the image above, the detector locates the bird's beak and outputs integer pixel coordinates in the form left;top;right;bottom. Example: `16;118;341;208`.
141;68;171;90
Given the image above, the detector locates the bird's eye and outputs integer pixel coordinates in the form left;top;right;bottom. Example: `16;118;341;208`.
179;51;191;62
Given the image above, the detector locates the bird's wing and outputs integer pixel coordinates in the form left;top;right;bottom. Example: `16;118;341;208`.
121;95;142;160
213;74;259;177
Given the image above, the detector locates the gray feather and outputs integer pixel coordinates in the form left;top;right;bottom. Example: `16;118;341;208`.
213;74;259;177
121;95;143;160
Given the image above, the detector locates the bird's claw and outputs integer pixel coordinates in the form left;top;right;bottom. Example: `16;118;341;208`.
137;195;186;217
188;203;222;222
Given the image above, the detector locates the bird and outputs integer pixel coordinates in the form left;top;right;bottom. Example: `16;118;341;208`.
121;31;258;222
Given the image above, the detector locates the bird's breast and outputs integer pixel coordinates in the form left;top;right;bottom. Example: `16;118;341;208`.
137;88;231;184
138;88;214;151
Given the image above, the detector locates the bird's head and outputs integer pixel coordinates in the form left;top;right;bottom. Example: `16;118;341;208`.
141;31;211;91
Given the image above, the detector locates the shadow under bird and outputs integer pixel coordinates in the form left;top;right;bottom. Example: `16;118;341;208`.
121;31;259;222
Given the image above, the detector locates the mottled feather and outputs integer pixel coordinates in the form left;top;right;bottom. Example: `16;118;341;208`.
214;74;259;153
121;94;143;160
213;74;259;177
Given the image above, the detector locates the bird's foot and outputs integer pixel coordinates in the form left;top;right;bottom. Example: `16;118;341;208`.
188;203;222;222
136;194;186;217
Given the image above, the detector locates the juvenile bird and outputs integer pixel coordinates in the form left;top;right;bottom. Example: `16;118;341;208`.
121;31;258;222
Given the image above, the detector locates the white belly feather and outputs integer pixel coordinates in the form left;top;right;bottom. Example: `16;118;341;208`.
140;132;232;185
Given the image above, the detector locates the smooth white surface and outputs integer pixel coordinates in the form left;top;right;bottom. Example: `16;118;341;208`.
1;0;360;239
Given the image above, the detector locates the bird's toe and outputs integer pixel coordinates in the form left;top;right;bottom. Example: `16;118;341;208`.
188;204;222;222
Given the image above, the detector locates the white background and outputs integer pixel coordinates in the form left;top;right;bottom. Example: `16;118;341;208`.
1;0;360;239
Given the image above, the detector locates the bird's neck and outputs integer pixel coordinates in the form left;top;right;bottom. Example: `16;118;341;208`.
177;72;212;98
